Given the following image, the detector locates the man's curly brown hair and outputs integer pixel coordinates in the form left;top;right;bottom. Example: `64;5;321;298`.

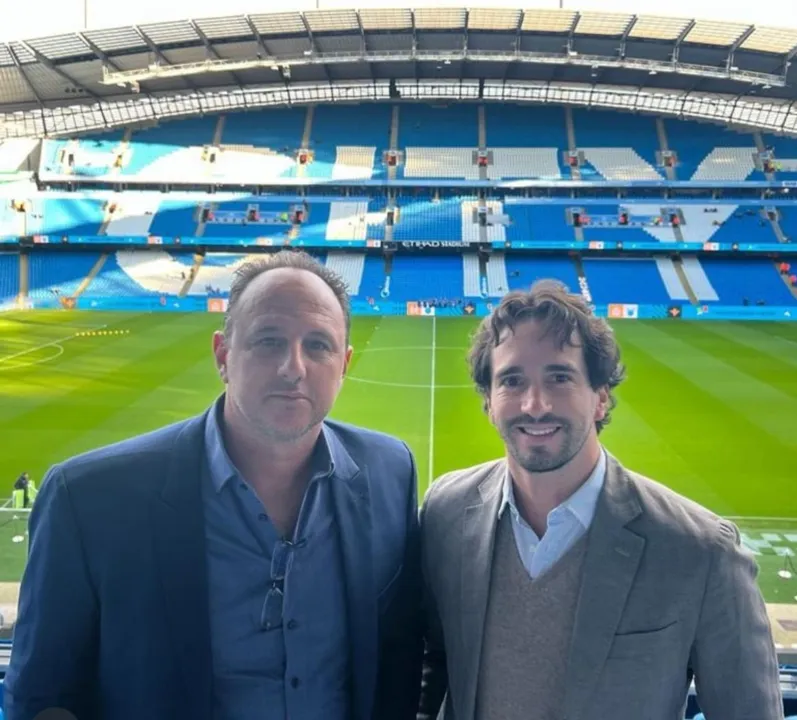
468;279;627;433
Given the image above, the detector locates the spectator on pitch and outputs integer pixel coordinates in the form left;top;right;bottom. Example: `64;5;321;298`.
6;251;423;720
418;280;782;720
12;472;30;509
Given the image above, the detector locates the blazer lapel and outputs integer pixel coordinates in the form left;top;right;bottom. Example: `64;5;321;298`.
152;413;213;720
563;454;645;720
326;427;375;720
459;462;505;720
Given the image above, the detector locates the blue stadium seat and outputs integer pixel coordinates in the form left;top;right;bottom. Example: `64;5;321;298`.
0;253;19;304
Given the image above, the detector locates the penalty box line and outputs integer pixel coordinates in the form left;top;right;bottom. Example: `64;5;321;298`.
0;318;133;366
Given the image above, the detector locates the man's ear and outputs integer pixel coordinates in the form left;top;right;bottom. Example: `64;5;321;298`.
594;386;610;423
342;345;354;377
483;395;495;424
212;331;229;383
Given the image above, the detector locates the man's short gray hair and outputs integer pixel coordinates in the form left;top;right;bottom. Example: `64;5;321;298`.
223;250;352;344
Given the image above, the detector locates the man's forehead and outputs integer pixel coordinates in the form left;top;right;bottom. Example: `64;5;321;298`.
496;319;581;353
236;268;342;319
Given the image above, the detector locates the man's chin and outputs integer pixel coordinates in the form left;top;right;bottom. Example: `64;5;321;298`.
258;419;320;444
511;446;573;474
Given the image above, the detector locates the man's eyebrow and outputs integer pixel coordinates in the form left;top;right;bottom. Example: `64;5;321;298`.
545;363;579;374
306;329;337;343
495;365;523;380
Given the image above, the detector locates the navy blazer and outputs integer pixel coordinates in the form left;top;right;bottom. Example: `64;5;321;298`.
4;410;423;720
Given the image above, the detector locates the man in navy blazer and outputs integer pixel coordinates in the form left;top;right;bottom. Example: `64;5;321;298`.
5;251;423;720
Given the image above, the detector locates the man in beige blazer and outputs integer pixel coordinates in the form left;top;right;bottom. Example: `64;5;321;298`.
417;280;783;720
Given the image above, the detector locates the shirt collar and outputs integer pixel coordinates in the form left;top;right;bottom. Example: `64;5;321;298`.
499;448;607;531
203;394;335;493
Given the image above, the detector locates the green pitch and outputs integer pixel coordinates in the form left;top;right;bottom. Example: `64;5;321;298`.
1;310;797;605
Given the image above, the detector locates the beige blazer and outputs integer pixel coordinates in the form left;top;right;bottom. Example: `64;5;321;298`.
417;452;783;720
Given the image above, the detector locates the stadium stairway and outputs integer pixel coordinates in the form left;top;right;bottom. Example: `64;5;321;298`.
656;118;678;181
565;107;581;181
72;253;109;299
654;257;692;302
17;253;27;303
178;254;204;297
680;256;719;302
771;213;790;243
776;261;797;300
485;252;509;297
463;253;484;297
460;199;481;244
672;257;699;305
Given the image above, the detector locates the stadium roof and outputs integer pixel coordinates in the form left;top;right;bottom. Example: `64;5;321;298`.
0;7;796;138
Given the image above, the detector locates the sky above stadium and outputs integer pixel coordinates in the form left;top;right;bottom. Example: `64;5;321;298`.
0;0;793;41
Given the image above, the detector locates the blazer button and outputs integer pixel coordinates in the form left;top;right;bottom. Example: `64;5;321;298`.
290;677;300;689
287;619;298;630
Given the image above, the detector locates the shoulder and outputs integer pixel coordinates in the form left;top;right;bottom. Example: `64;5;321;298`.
423;458;504;512
617;458;741;550
324;418;413;467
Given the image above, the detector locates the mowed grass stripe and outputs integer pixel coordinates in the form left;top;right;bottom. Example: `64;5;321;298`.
429;317;492;489
698;322;797;372
0;313;217;486
754;322;797;344
616;322;797;449
613;323;797;517
0;313;150;417
52;353;222;463
333;316;432;485
601;400;734;516
653;321;797;398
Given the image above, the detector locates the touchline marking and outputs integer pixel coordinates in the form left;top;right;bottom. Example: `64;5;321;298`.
428;316;437;488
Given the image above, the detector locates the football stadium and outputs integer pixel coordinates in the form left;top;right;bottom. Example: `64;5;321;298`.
0;0;797;716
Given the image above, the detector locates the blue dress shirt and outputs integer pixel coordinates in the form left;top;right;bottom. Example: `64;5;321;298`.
202;396;350;720
498;449;607;579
